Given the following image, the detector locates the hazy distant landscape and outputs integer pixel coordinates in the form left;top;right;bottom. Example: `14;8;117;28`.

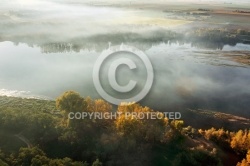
0;0;249;165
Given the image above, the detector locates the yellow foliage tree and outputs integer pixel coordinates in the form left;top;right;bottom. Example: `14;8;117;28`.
85;97;112;113
237;150;250;166
231;130;250;155
115;102;168;143
85;97;113;129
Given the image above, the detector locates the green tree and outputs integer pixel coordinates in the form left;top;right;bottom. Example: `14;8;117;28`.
92;159;102;166
56;91;86;113
16;147;46;166
0;159;8;166
56;91;87;126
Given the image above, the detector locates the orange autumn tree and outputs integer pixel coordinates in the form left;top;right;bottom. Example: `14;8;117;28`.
85;97;113;129
237;150;250;166
231;130;250;155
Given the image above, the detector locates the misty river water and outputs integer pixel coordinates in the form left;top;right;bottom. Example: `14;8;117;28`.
0;41;250;118
0;0;250;118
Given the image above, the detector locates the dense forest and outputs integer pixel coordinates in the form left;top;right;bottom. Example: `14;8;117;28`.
0;91;249;166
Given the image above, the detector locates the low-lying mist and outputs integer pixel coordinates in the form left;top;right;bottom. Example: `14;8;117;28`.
0;41;250;118
0;0;250;118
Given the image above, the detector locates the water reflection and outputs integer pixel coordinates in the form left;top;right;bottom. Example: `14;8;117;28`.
33;40;250;54
1;0;250;53
0;41;249;118
4;31;250;53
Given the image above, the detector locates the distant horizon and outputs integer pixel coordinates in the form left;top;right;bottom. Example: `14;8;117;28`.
6;0;250;4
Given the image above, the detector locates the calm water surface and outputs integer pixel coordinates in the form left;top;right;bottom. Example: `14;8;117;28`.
0;41;250;117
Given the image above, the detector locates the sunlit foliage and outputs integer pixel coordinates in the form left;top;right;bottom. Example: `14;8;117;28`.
0;93;248;166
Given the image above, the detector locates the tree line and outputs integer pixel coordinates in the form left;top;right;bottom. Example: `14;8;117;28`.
0;91;249;165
